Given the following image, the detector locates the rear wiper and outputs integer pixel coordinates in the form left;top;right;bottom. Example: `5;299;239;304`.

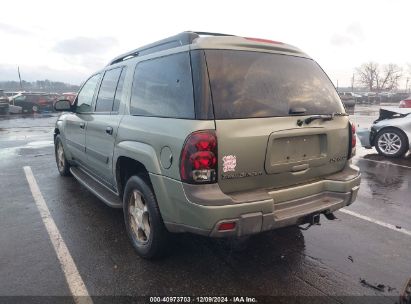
297;112;348;126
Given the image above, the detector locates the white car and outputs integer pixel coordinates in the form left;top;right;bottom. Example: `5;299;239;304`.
357;108;411;158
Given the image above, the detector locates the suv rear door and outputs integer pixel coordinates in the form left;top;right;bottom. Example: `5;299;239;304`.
204;50;350;194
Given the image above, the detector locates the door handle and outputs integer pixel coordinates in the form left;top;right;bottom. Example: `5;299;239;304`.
105;126;113;135
79;122;85;129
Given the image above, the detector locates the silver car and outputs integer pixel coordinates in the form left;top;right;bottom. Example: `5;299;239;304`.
357;108;411;158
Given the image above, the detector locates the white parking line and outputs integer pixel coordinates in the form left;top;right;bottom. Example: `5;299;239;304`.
358;158;411;169
340;209;411;237
23;166;93;304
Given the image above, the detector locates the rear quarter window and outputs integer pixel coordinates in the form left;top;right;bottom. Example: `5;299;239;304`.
130;52;194;119
205;50;344;119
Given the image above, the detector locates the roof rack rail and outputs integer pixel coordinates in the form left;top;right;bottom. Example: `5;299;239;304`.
107;31;235;66
193;31;235;37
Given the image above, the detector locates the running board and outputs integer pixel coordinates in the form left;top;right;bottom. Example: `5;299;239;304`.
70;167;122;208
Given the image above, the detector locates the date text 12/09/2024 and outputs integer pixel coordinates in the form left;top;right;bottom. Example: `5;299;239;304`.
149;296;257;303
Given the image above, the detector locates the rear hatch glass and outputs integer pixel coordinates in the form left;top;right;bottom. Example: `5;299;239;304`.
204;50;348;194
205;50;344;119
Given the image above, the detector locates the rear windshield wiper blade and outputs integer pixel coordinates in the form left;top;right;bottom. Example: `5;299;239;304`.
298;112;348;126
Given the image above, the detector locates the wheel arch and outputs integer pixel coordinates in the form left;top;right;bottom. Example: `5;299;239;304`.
53;127;60;140
116;156;152;199
114;141;162;198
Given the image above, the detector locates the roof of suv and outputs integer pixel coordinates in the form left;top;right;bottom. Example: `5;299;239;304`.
108;31;309;66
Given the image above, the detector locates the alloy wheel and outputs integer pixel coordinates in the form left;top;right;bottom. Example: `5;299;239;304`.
57;142;65;171
129;190;151;244
377;132;402;155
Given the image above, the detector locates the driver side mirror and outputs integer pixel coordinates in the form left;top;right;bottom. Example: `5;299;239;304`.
54;99;73;112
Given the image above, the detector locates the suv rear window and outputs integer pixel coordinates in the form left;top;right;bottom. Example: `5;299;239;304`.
205;50;344;119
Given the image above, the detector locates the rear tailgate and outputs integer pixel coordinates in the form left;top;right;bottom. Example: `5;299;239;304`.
216;117;349;193
204;49;348;194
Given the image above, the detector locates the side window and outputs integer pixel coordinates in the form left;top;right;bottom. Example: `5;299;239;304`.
112;68;126;113
95;68;122;112
130;52;194;119
77;74;101;113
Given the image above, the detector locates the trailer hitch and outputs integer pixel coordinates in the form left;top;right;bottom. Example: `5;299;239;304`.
324;211;337;220
299;213;321;230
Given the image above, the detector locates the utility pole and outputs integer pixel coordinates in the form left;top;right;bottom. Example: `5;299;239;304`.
336;80;339;91
351;74;355;92
406;77;409;94
17;66;23;91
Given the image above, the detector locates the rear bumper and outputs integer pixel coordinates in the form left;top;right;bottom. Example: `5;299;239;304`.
357;128;372;148
153;163;360;237
208;186;359;237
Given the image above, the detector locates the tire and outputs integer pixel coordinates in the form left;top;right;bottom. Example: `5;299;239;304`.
375;128;409;158
54;135;71;176
123;175;170;259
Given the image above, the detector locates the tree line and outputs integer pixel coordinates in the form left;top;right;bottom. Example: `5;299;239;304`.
355;62;409;92
0;80;80;94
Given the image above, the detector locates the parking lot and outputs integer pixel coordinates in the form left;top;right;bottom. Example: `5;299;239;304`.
0;105;410;303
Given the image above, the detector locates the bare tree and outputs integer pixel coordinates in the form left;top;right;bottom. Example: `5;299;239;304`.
355;62;402;92
356;62;378;91
376;64;402;91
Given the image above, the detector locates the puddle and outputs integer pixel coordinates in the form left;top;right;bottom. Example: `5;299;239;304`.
25;141;54;148
0;140;54;159
0;147;19;159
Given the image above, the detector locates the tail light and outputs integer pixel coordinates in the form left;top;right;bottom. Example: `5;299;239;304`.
348;122;356;159
180;130;218;184
218;222;236;231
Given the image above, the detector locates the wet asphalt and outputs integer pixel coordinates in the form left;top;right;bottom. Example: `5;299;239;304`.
0;106;410;303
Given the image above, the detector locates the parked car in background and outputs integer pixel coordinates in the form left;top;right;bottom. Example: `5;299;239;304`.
10;92;56;113
0;90;10;115
5;91;22;98
338;92;356;113
399;96;411;108
379;92;396;102
357;107;411;158
59;92;77;105
362;92;381;104
339;92;362;99
48;93;60;103
53;31;360;258
338;92;357;105
8;104;22;114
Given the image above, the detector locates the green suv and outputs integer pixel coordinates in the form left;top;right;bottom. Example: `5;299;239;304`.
54;32;361;258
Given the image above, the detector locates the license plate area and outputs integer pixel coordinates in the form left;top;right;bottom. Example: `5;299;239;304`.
265;130;328;174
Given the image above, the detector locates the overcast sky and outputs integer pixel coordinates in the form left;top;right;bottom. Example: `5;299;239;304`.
1;0;410;87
